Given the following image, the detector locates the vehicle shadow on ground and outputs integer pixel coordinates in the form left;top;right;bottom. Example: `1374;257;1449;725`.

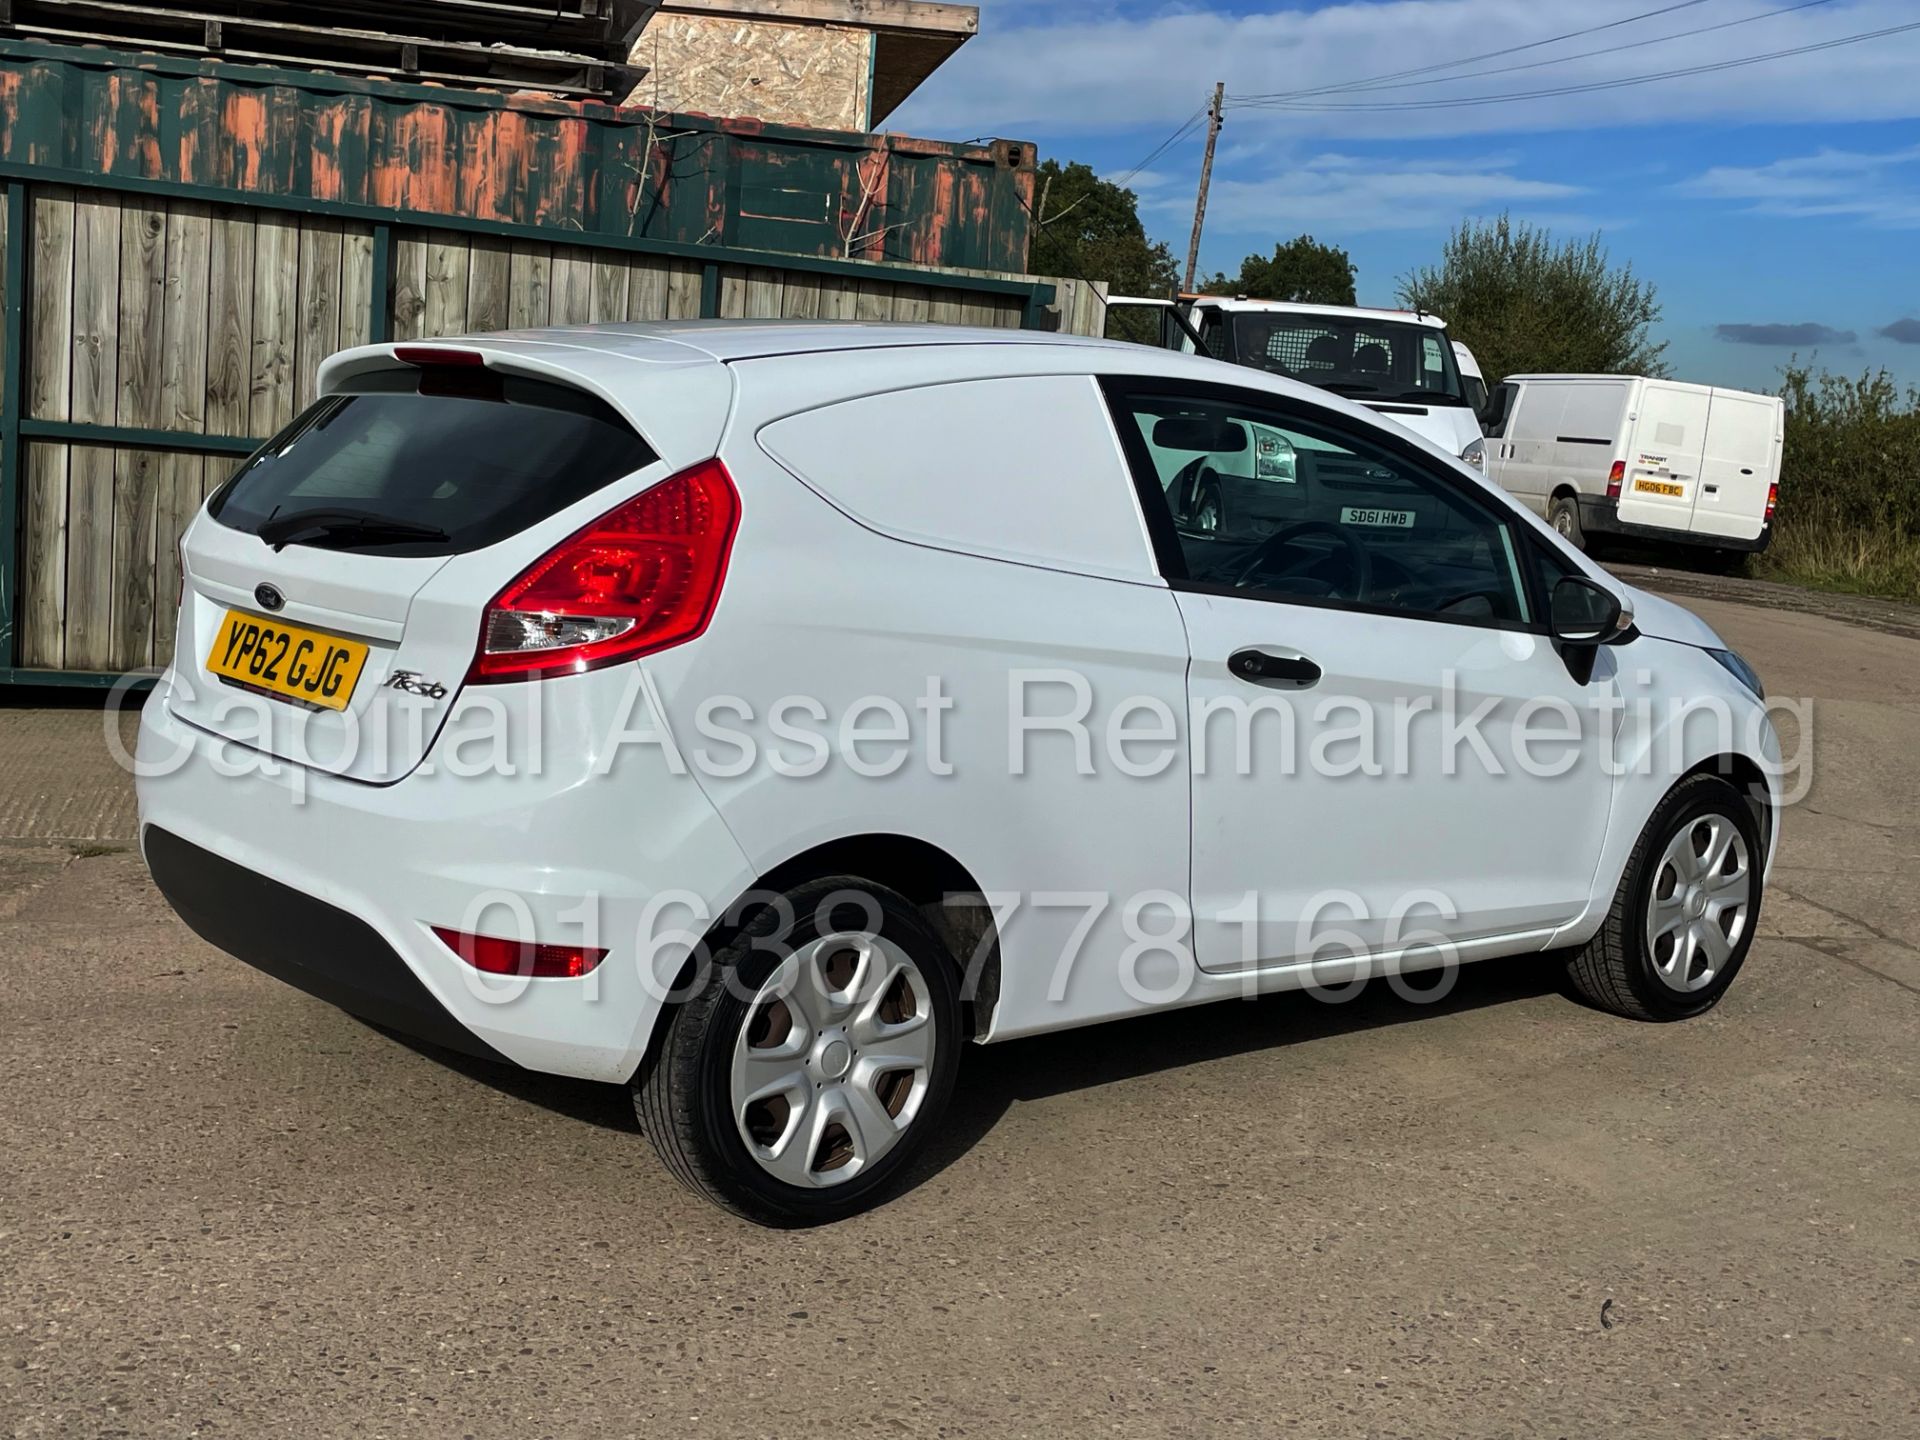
916;954;1564;1188
369;953;1567;1193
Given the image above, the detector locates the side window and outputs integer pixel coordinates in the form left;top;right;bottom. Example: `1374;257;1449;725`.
1109;384;1533;628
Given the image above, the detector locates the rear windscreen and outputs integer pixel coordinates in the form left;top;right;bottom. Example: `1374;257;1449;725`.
208;369;658;556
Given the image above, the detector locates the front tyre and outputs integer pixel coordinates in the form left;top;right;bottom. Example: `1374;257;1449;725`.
1565;775;1764;1021
634;877;962;1225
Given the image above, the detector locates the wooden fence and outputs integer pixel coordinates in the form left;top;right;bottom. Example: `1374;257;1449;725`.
0;178;1106;682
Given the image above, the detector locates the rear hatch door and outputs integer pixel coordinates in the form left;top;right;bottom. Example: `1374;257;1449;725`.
1618;382;1710;532
167;345;680;782
1690;389;1780;542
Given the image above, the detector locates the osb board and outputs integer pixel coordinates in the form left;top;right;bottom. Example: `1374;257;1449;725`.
633;13;874;132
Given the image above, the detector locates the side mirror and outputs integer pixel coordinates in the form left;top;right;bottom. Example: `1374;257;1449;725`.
1550;576;1633;645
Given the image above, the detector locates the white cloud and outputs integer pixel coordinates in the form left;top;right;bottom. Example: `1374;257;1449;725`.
1679;144;1920;227
1131;150;1587;235
893;0;1920;143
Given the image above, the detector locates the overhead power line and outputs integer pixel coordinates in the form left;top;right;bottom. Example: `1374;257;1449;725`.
1228;17;1920;113
1280;0;1836;100
1230;0;1716;104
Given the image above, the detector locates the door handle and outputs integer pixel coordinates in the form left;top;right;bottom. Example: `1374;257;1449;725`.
1229;648;1322;689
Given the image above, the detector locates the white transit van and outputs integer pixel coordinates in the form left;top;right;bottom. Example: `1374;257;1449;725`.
1110;297;1488;473
1482;375;1781;554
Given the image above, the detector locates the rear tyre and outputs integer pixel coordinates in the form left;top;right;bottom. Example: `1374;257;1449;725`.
1565;775;1763;1021
634;876;961;1226
1549;493;1586;550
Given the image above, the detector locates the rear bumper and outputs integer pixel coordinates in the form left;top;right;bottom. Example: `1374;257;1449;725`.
1578;496;1773;553
144;826;510;1063
135;665;755;1081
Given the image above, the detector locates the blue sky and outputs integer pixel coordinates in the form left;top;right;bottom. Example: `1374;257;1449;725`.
891;0;1920;393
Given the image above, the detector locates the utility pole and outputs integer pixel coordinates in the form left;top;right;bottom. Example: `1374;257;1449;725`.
1184;81;1225;294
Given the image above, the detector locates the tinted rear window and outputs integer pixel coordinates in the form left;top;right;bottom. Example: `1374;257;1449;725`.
209;370;658;556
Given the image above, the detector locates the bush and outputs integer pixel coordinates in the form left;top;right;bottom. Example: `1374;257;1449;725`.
1759;365;1920;601
1398;214;1667;382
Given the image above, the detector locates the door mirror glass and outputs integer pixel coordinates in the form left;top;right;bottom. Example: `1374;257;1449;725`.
1550;576;1629;644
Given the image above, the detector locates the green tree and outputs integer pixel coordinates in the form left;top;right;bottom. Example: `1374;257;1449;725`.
1397;214;1667;381
1027;159;1179;342
1227;235;1357;304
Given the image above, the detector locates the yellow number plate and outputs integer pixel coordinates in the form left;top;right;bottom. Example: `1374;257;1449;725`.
207;610;369;711
1634;478;1685;498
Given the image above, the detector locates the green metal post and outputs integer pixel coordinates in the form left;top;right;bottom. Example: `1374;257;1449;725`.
369;221;393;344
699;261;720;319
0;184;26;671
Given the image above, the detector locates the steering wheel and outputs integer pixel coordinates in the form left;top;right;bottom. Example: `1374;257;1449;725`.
1233;519;1373;599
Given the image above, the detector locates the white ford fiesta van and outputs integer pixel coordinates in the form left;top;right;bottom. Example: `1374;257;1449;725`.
1482;374;1782;556
137;322;1779;1224
1110;297;1490;472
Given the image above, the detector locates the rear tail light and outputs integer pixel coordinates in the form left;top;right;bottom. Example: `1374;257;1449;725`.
1765;482;1778;522
1606;461;1625;500
432;926;608;979
471;458;740;683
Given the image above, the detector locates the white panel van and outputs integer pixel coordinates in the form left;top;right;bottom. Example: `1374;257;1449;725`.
1482;375;1781;554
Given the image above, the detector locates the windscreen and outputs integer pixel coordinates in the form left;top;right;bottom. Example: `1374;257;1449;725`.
1231;315;1467;405
208;369;658;557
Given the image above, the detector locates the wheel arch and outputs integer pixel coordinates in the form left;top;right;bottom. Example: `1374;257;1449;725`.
1681;751;1775;867
662;833;1003;1062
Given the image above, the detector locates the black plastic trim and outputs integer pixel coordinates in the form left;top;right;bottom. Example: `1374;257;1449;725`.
143;826;512;1064
1576;496;1773;553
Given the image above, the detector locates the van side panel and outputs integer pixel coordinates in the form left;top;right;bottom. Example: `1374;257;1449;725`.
1618;382;1711;532
1548;381;1631;494
1690;390;1780;543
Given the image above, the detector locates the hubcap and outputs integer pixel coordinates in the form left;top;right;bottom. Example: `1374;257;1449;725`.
1646;813;1752;994
730;933;936;1188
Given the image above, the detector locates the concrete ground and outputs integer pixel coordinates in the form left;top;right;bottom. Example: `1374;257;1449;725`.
2;576;1916;1439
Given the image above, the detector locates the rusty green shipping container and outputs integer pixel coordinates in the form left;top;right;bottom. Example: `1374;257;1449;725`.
0;40;1037;271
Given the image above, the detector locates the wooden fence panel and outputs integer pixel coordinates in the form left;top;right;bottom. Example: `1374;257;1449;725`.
20;187;74;667
14;202;1075;676
627;256;670;322
507;243;552;329
467;237;512;334
550;247;594;326
64;194;120;672
17;188;378;672
205;210;256;434
293;217;343;413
